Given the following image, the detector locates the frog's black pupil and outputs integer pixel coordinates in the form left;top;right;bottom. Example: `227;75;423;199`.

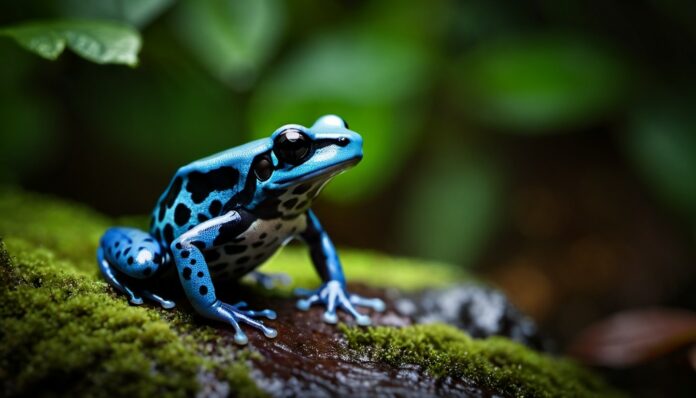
273;128;311;165
254;156;273;181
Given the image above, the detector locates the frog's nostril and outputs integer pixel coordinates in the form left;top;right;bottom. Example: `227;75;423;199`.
336;137;350;147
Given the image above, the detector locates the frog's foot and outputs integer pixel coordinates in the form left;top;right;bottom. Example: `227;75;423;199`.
205;301;277;345
123;286;176;309
246;271;292;290
295;280;386;326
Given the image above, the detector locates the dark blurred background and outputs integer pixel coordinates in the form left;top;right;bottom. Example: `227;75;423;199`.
1;0;695;386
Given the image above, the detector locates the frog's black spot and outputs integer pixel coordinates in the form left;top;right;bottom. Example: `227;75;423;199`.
253;197;283;219
123;247;131;256
143;267;152;276
144;238;154;243
220;152;271;212
283;198;298;210
197;271;204;278
212;263;227;272
208;200;222;217
127;256;134;265
275;223;282;230
254;253;265;260
236;256;250;265
191;241;206;251
293;183;313;195
107;247;112;255
199;285;208;295
181;250;190;258
137;246;145;251
174;203;191;226
266;237;279;247
259;232;267;239
190;259;196;265
158;205;166;222
115;241;120;248
212;212;254;246
295;200;309;210
224;245;246;255
204;249;221;262
252;241;264;248
163;224;174;244
162;176;183;208
175;243;182;250
182;267;192;280
290;226;297;233
153;253;162;264
186;167;240;204
197;213;209;223
115;250;121;258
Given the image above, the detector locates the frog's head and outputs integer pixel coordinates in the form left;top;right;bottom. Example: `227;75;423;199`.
249;115;362;216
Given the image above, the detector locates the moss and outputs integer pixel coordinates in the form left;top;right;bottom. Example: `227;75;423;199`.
0;241;202;397
341;324;622;398
0;189;266;397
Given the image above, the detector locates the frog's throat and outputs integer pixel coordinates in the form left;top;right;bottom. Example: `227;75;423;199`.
274;156;360;188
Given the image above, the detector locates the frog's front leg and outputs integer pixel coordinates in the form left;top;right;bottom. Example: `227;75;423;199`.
170;211;277;345
295;210;385;325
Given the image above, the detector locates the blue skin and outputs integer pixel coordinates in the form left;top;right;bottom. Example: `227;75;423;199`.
97;115;385;345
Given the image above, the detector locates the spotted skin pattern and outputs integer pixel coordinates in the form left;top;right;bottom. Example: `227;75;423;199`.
97;115;385;344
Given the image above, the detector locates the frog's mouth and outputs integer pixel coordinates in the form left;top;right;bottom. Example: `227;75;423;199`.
275;156;361;188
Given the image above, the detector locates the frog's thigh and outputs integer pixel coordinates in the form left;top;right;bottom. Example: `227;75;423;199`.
99;227;166;278
170;211;246;310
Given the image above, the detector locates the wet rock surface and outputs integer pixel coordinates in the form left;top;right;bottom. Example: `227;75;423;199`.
211;283;544;397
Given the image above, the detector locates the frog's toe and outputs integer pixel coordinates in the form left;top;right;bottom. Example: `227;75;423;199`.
296;294;320;311
234;331;249;345
349;294;386;312
123;286;144;305
238;308;277;320
128;296;144;305
220;302;279;340
322;311;338;324
141;290;176;309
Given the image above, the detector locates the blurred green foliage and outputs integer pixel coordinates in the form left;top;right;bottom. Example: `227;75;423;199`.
0;20;141;65
1;0;695;268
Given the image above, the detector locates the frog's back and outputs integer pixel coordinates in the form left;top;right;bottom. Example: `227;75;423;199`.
150;138;272;246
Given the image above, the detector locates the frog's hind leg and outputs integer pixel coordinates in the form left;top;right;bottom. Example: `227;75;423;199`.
97;227;175;309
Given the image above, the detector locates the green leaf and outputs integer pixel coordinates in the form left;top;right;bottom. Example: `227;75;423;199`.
0;20;141;66
455;36;628;132
248;31;431;202
57;0;175;28
624;95;696;221
173;0;283;88
397;148;503;267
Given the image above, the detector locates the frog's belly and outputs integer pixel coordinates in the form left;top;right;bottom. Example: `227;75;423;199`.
204;215;307;280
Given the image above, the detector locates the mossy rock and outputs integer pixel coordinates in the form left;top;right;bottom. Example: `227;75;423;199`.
0;189;620;397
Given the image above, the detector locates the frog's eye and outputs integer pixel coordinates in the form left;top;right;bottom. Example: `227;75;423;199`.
253;155;273;181
273;128;312;165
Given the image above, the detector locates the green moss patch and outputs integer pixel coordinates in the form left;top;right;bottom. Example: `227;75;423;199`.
342;323;621;398
0;241;202;396
0;189;265;397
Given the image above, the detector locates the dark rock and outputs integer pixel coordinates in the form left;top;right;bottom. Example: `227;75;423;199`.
394;285;551;352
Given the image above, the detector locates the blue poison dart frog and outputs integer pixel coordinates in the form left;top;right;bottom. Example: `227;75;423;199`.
97;115;385;345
